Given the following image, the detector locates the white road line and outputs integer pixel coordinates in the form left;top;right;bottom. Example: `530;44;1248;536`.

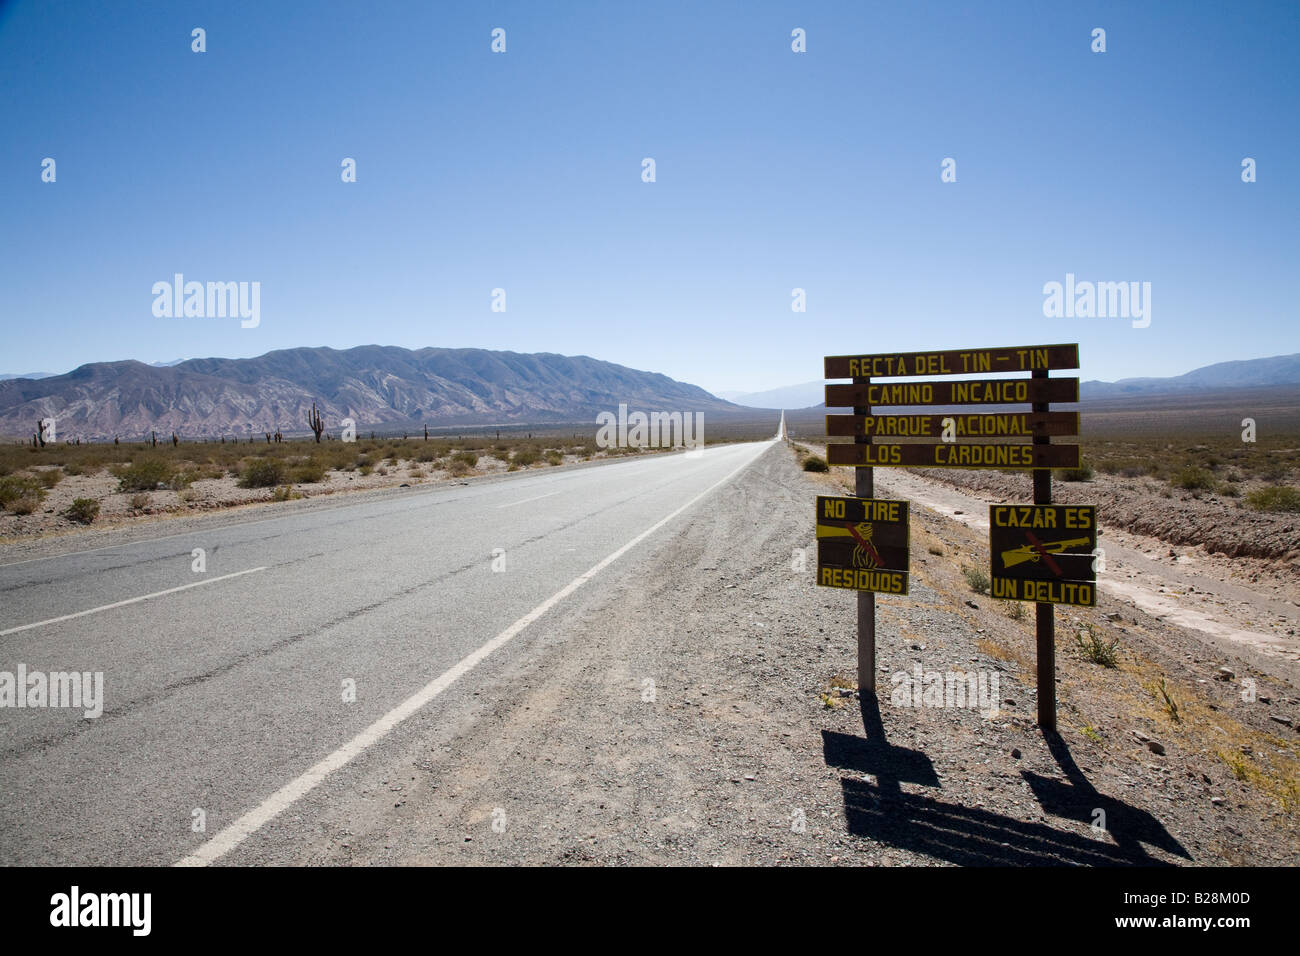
494;491;558;508
175;441;771;866
0;567;267;637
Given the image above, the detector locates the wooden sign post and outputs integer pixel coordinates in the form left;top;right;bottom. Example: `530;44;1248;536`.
821;343;1085;730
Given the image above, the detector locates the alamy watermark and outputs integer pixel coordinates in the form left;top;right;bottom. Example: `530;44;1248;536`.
1;664;103;718
596;403;703;456
1042;273;1150;328
890;665;1000;717
152;274;260;328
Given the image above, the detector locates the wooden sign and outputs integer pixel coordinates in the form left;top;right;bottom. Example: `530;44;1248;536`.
826;442;1080;469
825;377;1078;408
989;504;1097;607
824;344;1079;380
815;496;909;594
825;411;1079;439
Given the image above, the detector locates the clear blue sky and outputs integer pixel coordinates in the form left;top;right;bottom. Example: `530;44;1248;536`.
2;0;1297;393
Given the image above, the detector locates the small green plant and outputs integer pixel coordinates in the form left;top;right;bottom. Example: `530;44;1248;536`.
113;458;174;492
0;475;47;510
1170;466;1214;491
270;485;301;501
1075;623;1120;667
37;468;64;489
1080;725;1102;743
1054;462;1094;482
512;448;540;467
1147;677;1181;724
1245;485;1300;513
962;567;990;595
64;497;100;524
1005;601;1026;621
545;450;563;466
802;456;829;473
239;458;286;488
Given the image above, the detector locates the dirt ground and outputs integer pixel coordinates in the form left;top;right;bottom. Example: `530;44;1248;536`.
261;442;1300;866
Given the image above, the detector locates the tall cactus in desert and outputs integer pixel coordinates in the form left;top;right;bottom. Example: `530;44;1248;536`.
307;402;325;443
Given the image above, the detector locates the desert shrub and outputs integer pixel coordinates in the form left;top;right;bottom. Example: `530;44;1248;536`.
545;450;563;466
0;475;47;510
291;459;327;483
451;451;478;468
130;493;151;510
1170;467;1214;490
1119;467;1144;479
358;464;374;476
37;468;64;488
963;567;990;595
1075;624;1119;667
448;459;472;477
1054;462;1094;482
239;458;286;488
64;498;100;524
1246;485;1300;513
270;485;300;501
512;449;540;467
802;456;829;473
114;458;174;491
9;497;41;515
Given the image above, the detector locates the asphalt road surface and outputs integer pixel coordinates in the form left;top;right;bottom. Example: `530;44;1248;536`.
0;438;775;865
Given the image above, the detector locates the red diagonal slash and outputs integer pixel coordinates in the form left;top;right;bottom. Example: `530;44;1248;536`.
1024;530;1063;577
845;523;884;568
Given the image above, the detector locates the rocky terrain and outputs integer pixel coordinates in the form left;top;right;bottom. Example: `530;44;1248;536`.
231;443;1299;866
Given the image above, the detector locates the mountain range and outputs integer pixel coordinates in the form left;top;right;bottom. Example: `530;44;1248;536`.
2;347;1295;442
0;346;741;440
727;353;1300;409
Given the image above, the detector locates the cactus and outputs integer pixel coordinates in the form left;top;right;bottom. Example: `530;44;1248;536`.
307;402;325;443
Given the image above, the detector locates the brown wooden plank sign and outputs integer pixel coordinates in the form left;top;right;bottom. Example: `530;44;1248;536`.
815;496;909;594
989;504;1098;607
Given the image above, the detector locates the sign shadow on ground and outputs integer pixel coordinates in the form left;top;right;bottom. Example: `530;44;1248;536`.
824;698;1188;865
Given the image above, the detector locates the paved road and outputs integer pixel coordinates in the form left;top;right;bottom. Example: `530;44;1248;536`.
0;438;776;865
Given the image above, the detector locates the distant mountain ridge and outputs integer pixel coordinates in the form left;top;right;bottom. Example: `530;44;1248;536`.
727;353;1300;410
0;345;742;440
1080;353;1300;397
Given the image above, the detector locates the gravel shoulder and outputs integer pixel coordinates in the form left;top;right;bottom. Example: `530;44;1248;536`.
281;441;1300;866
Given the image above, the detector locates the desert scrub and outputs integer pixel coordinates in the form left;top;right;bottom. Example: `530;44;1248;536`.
1054;462;1094;482
1170;466;1214;491
113;458;174;492
129;493;151;510
1075;623;1119;667
511;448;540;467
1246;485;1300;513
37;468;64;489
802;455;829;473
239;458;286;488
545;450;563;466
64;498;100;524
962;567;990;595
451;451;478;469
0;475;47;510
270;485;301;501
